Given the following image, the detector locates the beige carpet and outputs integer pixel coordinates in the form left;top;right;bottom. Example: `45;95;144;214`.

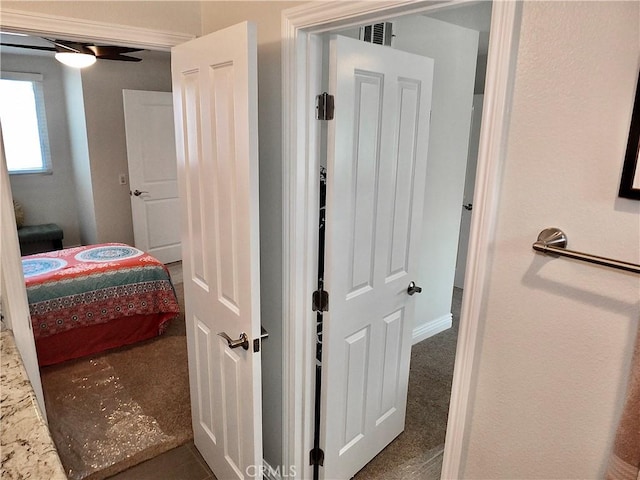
353;287;462;479
40;282;193;480
40;281;460;479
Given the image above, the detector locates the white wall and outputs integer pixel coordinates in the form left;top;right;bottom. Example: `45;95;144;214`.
462;2;640;478
2;53;83;248
62;66;98;245
392;16;478;338
79;51;172;245
1;1;202;37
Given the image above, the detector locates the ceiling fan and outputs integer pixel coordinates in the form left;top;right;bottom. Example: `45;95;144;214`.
1;37;143;68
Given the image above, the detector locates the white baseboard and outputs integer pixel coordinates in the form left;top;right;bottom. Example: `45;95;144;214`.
263;460;282;480
412;313;452;345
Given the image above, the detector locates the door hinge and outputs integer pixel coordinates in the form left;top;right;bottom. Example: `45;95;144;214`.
312;289;329;312
309;447;325;466
315;92;334;121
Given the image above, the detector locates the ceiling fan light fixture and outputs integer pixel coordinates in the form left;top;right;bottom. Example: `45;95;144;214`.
55;51;96;68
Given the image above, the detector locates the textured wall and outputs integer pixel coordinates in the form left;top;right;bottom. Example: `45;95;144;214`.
80;51;172;245
463;2;640;478
392;15;478;335
62;66;98;246
1;1;202;37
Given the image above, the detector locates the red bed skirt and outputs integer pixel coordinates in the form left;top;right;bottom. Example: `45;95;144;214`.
36;313;176;367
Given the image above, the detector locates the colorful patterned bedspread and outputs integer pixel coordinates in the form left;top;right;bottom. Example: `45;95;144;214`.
23;244;179;341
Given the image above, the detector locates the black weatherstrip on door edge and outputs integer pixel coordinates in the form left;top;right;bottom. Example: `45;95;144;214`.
310;166;327;479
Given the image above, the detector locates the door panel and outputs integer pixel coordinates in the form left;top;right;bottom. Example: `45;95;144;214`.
378;309;403;421
349;73;383;295
172;21;262;480
221;344;243;476
343;326;370;451
210;62;241;312
123;90;181;264
195;319;217;442
321;35;434;479
388;80;422;278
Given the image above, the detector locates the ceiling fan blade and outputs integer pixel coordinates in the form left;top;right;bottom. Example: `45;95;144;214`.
4;37;144;63
87;45;143;56
93;54;142;62
44;38;83;53
0;43;55;52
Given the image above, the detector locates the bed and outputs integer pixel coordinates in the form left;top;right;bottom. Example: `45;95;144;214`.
22;243;180;366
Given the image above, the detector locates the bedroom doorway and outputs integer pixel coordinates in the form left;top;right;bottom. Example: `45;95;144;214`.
295;7;489;478
0;24;194;480
281;1;519;478
2;19;266;479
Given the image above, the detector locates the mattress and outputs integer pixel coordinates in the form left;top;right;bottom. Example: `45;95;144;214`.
23;243;180;366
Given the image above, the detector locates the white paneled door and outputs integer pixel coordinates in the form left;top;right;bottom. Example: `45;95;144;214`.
171;22;262;479
321;35;434;479
123;90;181;264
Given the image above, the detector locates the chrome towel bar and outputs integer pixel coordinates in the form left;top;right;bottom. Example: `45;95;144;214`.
532;227;640;275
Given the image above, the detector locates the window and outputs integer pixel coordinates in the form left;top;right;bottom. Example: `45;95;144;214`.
0;72;52;174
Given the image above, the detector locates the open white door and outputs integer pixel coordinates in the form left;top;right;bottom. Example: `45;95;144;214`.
1;137;47;417
454;94;484;289
321;35;434;479
171;22;262;479
123;89;181;264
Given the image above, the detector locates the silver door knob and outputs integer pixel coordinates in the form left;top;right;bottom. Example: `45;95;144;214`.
132;189;149;197
218;331;249;350
407;281;423;296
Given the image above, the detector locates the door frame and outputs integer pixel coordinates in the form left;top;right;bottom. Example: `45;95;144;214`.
281;1;522;478
0;8;193;51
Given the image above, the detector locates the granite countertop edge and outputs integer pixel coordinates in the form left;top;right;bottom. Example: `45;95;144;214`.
1;329;67;480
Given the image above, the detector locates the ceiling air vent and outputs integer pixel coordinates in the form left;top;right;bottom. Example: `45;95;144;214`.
359;22;393;47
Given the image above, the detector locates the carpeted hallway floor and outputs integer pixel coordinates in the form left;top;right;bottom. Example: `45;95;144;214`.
108;286;462;480
41;257;461;479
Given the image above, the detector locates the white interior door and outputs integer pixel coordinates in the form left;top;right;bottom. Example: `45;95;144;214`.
171;22;262;479
321;35;434;479
123;89;181;264
0;139;46;416
454;94;483;289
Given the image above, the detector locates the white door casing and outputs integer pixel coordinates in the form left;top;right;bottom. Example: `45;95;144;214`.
171;22;262;479
321;35;434;479
123;90;181;264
